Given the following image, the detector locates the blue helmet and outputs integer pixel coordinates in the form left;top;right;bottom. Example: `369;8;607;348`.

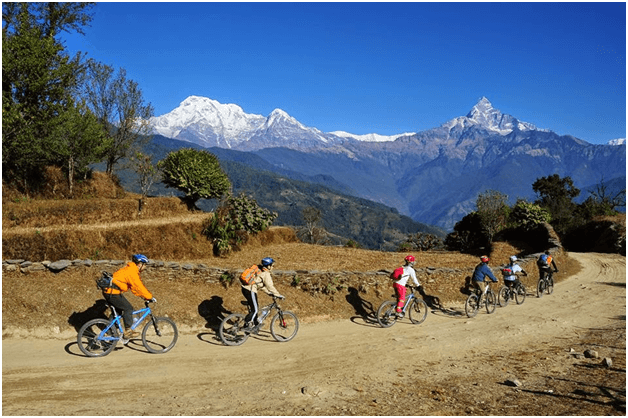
132;254;148;264
261;257;275;267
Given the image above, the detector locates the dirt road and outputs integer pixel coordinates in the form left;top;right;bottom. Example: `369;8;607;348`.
2;252;625;416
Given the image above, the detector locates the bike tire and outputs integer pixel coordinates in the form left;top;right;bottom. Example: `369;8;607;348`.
270;311;299;342
546;276;554;295
408;298;428;325
486;290;497;314
498;286;510;307
376;300;398;328
218;313;249;346
515;283;526;305
142;317;178;354
77;318;119;357
537;279;546;298
465;294;479;318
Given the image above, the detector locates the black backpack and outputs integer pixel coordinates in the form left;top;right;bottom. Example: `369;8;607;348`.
96;271;120;291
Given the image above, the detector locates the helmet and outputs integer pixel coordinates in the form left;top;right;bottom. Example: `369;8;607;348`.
480;255;489;263
404;255;415;263
510;255;517;262
132;254;148;264
261;257;275;267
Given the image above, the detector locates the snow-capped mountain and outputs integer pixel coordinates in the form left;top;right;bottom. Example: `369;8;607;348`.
608;138;626;146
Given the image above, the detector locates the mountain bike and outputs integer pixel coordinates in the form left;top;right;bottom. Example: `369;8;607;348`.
465;281;497;318
498;281;526;307
77;300;178;357
376;286;428;328
218;295;299;346
537;269;556;298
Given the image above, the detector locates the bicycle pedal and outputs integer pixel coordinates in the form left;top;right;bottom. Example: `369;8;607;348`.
121;337;130;345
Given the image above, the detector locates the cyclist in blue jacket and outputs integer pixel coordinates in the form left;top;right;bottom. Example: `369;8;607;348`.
472;255;498;299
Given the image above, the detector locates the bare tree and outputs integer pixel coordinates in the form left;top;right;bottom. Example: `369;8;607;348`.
476;189;509;243
129;152;160;215
297;206;328;244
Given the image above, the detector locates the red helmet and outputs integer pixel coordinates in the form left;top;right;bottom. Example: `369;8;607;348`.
480;255;489;263
405;255;415;263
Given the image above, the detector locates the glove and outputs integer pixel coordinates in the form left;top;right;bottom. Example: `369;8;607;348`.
149;297;157;303
277;295;285;300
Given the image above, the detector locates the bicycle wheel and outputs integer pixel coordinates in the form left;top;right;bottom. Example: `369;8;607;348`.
537;279;546;298
218;313;249;346
498;286;511;307
485;290;497;314
546;276;554;295
408;298;428;325
376;300;398;328
270;311;299;342
77;318;119;357
515;283;526;305
465;294;479;318
142;317;178;354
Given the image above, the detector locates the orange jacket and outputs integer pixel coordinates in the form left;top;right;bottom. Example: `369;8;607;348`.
105;262;153;300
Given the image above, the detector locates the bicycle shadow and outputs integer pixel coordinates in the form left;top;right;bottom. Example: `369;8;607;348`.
67;299;109;332
345;287;379;326
197;296;233;345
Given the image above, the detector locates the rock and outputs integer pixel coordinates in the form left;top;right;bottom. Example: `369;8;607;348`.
584;349;599;359
48;260;71;272
505;379;522;387
602;357;613;368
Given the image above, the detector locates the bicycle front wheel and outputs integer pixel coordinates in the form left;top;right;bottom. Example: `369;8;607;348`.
409;298;428;325
546;276;554;295
498;286;511;307
219;313;249;346
465;294;479;318
270;311;299;342
485;290;497;314
515;284;526;305
142;317;178;354
376;300;398;328
77;318;119;357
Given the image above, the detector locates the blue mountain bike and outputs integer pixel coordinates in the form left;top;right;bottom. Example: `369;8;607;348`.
77;300;178;357
376;286;428;328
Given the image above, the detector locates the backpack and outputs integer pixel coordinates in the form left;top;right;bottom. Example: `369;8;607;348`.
390;266;403;281
501;267;513;277
240;265;261;286
537;254;552;267
95;271;119;291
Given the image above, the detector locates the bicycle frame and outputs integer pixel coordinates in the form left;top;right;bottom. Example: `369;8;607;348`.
99;305;152;342
400;291;416;314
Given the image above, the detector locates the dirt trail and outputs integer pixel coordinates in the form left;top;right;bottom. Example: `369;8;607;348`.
2;252;625;416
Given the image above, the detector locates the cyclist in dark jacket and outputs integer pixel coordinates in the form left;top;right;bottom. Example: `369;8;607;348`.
472;255;498;298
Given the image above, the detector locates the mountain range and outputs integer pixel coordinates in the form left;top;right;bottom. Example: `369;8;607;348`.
149;96;626;230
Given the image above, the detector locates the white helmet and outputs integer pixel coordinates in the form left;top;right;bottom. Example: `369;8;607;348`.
510;255;517;262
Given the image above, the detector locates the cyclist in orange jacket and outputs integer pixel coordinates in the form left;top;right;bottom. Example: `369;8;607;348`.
103;254;155;339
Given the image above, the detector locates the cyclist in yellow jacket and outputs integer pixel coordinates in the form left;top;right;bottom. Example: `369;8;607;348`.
103;254;155;339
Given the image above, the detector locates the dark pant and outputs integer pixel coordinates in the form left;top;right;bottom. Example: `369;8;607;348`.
104;293;134;329
241;287;259;325
505;279;521;289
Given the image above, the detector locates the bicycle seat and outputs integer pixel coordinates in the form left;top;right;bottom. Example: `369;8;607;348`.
240;301;249;306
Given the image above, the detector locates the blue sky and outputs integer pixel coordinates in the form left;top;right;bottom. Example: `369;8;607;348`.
62;2;626;144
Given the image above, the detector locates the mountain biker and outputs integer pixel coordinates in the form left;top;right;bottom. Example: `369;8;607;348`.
102;254;155;339
241;257;284;331
502;255;528;289
392;255;422;318
537;250;559;282
472;255;498;299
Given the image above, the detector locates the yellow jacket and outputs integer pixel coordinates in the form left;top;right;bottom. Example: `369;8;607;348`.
106;262;153;300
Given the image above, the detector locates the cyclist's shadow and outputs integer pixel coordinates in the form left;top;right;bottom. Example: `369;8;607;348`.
346;287;378;326
67;299;109;332
197;296;231;345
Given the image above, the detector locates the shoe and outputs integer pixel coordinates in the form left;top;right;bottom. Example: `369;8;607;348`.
396;312;404;318
242;322;254;334
123;329;139;339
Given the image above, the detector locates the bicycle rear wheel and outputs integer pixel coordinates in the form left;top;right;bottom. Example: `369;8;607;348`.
409;298;428;325
142;317;178;354
270;311;299;342
498;286;511;307
219;313;249;346
537;279;546;298
77;318;119;357
546;276;554;295
376;300;398;328
515;284;526;305
485;290;497;314
465;294;479;318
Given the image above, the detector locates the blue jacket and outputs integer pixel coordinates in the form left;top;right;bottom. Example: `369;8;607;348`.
472;262;498;282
